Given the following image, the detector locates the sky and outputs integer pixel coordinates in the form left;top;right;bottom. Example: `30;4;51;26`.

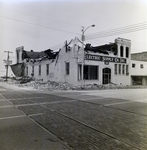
0;0;147;76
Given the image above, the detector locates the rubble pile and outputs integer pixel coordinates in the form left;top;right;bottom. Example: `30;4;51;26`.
19;80;73;91
1;77;146;90
19;80;129;90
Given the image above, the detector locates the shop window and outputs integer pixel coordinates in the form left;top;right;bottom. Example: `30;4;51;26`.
65;62;70;75
46;64;49;75
119;64;121;74
126;47;129;58
114;64;117;75
39;65;41;76
132;76;142;85
140;64;144;69
122;65;125;74
126;65;129;75
132;63;135;68
84;65;98;80
120;46;123;57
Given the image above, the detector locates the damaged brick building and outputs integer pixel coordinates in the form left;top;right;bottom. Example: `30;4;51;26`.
11;37;147;86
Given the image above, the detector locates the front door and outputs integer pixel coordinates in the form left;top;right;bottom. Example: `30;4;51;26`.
103;68;111;84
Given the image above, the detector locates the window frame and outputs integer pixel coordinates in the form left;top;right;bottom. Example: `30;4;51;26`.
126;65;129;75
39;65;41;76
140;64;144;69
120;46;124;57
46;64;49;75
126;47;129;58
84;65;99;80
114;64;117;75
26;66;28;76
122;64;125;75
132;63;136;68
32;66;34;75
119;64;121;74
65;62;70;75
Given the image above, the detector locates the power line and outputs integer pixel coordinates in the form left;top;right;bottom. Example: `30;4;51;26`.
0;15;80;35
0;6;81;27
85;22;147;40
50;43;64;50
86;22;147;36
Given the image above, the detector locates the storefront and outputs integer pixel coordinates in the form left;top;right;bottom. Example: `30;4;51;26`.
11;37;147;86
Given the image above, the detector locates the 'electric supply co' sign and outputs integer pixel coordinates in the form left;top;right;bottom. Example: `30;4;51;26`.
85;54;126;63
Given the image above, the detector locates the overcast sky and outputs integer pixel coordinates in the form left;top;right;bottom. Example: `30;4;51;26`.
0;0;147;76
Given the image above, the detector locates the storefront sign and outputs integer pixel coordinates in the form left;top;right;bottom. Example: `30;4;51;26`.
85;54;126;63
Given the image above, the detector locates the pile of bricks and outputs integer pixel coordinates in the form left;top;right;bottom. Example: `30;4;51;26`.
23;80;73;90
5;78;142;90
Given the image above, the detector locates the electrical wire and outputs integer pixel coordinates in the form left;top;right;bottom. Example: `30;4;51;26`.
0;6;81;27
49;43;64;50
0;15;80;35
86;22;147;37
85;22;147;40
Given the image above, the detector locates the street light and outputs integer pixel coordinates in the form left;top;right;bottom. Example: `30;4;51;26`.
81;24;95;88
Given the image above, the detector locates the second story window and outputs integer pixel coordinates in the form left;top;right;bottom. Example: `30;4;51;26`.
120;46;123;57
132;63;135;68
39;65;41;76
140;64;144;69
126;47;129;58
65;62;70;75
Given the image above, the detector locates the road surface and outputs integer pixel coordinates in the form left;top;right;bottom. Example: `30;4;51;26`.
0;83;147;150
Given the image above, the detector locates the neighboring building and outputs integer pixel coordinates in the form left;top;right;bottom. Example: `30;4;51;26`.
11;37;147;86
131;51;147;62
131;52;147;86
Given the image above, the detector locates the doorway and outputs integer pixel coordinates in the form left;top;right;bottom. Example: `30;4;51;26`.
103;68;111;84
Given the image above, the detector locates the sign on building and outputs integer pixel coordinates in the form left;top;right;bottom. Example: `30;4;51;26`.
85;54;126;63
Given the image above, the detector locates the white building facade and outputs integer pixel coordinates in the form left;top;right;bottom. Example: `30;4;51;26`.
11;37;147;86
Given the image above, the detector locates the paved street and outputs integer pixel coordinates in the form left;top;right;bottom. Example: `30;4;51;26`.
0;83;147;150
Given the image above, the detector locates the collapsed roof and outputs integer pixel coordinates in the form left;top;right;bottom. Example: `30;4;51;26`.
85;43;118;55
22;49;59;61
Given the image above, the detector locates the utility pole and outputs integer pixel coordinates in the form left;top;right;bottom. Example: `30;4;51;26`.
81;24;95;88
4;51;13;81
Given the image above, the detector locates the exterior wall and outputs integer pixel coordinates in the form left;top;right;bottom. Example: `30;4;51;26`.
130;60;147;76
115;37;131;85
23;44;80;85
130;60;147;86
15;37;147;86
56;44;79;85
16;46;24;63
80;37;131;86
83;53;130;86
25;60;58;82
